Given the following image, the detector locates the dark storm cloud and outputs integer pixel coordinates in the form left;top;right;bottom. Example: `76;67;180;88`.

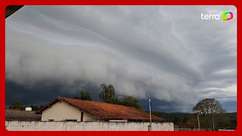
6;6;237;111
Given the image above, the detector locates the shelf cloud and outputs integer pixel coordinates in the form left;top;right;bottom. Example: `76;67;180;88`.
6;6;237;111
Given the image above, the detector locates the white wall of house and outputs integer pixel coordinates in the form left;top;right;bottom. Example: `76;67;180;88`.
6;121;174;131
41;101;96;122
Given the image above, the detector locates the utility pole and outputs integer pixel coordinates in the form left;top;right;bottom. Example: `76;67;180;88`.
196;112;200;130
148;96;152;131
211;101;216;130
194;110;200;130
212;113;215;130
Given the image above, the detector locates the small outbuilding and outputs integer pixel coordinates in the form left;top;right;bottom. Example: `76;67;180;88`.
6;109;41;121
38;97;163;122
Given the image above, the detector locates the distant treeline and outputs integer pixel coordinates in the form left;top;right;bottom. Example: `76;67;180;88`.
153;112;237;130
8;83;142;111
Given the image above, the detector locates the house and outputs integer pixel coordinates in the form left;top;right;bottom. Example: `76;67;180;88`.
38;97;163;122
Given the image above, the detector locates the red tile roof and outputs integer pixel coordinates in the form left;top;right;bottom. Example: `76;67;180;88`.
39;97;163;122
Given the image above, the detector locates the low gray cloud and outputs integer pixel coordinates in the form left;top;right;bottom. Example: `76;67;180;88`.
6;6;237;111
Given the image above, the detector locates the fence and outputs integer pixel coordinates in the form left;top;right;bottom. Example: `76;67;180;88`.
6;121;174;131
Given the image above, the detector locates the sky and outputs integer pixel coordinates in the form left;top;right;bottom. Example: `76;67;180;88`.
6;6;237;112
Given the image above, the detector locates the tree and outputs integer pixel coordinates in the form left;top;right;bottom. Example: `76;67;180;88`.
79;90;92;100
98;84;142;109
10;101;24;110
193;98;225;130
99;84;117;103
119;96;141;109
